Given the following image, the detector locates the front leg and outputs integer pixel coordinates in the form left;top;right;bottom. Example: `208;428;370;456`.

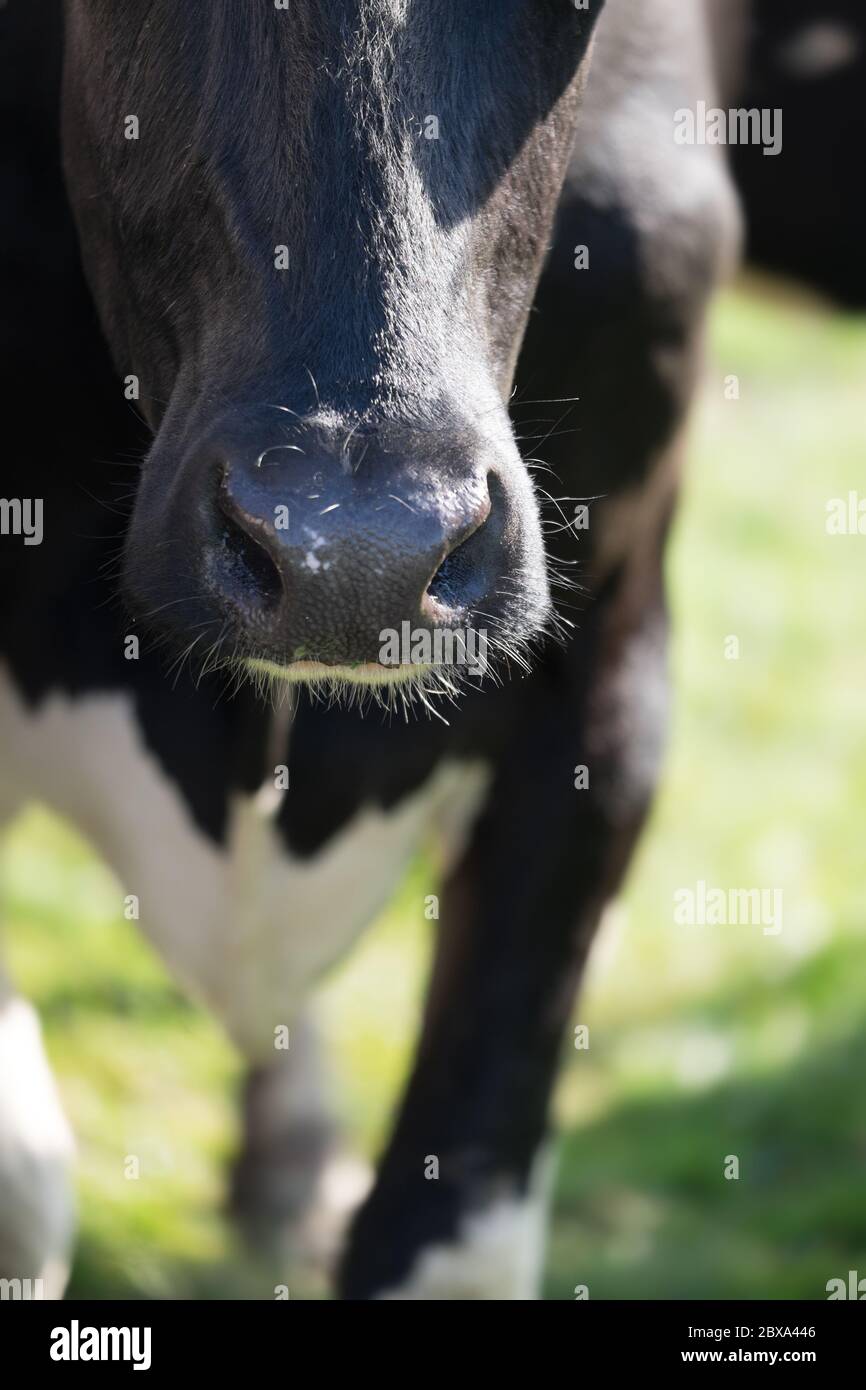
338;551;670;1299
230;1013;371;1272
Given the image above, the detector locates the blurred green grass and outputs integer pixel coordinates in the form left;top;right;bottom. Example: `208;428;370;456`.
2;284;865;1299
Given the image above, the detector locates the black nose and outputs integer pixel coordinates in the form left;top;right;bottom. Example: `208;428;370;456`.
203;416;497;669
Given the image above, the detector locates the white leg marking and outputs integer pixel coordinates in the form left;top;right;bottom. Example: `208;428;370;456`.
0;990;75;1297
377;1154;553;1301
377;1197;547;1301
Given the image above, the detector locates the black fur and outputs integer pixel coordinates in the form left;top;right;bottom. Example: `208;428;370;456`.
730;0;866;309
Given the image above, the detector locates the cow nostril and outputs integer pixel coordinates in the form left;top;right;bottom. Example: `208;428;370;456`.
426;538;476;611
425;482;496;615
216;498;284;611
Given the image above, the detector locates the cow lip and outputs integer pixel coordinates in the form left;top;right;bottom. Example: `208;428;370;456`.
244;657;433;687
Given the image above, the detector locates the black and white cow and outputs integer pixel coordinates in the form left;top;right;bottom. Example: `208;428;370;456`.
0;0;861;1300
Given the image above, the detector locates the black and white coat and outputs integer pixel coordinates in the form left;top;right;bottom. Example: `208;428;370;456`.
1;0;861;1299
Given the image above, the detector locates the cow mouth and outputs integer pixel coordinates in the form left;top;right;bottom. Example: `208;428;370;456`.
240;654;464;713
244;657;434;688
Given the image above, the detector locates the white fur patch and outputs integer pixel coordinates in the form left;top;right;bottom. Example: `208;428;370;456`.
0;666;488;1057
376;1194;548;1301
376;1150;553;1300
0;991;75;1296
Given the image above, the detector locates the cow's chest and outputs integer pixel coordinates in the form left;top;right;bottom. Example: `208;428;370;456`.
0;668;488;1056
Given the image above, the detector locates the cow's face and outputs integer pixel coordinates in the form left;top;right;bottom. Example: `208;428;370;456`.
61;0;603;698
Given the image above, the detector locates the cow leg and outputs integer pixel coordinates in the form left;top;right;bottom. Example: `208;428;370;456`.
0;785;75;1299
338;545;670;1299
229;1013;371;1266
0;969;76;1300
0;672;410;1280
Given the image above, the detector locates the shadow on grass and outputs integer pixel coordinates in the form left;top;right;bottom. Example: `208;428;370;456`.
546;1003;866;1298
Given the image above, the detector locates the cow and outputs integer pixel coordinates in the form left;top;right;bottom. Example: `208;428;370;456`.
0;0;860;1300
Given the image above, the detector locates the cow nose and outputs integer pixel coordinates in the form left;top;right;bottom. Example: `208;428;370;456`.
206;434;495;668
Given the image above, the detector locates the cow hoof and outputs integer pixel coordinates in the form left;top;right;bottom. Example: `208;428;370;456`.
229;1136;371;1271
